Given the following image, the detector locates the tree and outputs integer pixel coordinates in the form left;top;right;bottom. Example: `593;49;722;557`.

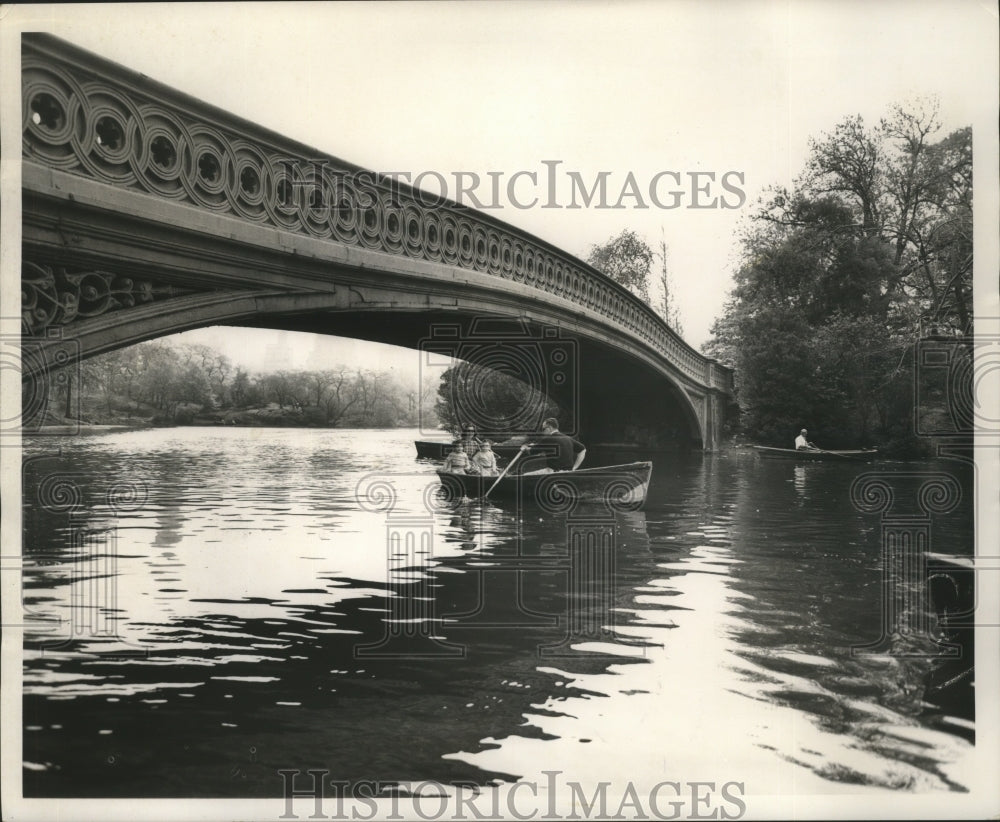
706;100;971;453
133;341;178;409
354;369;387;419
755;101;971;334
655;236;683;334
81;350;126;415
586;229;653;301
317;369;360;426
435;360;559;437
258;370;305;409
230;368;252;407
165;362;212;421
417;370;440;429
179;344;232;406
306;370;336;409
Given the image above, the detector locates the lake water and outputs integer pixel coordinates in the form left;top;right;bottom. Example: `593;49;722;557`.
19;427;977;800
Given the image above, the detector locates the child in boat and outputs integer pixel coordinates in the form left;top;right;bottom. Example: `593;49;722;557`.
469;441;499;476
442;443;471;474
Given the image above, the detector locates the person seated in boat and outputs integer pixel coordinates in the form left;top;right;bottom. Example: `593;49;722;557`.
457;423;483;458
442;442;471;473
468;441;499;476
519;418;587;474
795;429;818;450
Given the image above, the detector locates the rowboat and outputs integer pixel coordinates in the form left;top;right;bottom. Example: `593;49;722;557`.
436;461;652;508
753;446;878;461
414;440;453;459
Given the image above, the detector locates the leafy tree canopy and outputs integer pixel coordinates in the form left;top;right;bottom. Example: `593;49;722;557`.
705;100;971;454
586;229;654;302
435;360;559;439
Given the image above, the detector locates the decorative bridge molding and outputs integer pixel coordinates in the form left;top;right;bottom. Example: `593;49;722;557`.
21;33;732;400
22;261;203;335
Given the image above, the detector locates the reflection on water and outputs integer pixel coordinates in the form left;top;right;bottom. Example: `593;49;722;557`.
20;429;975;796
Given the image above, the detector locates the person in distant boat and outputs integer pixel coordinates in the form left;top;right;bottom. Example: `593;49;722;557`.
458;423;483;458
795;429;818;450
519;418;586;474
469;441;499;476
443;442;471;473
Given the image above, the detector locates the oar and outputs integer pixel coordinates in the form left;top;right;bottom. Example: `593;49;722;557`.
810;445;852;460
484;446;527;499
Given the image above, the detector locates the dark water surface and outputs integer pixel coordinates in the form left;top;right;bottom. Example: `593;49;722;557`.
20;428;976;797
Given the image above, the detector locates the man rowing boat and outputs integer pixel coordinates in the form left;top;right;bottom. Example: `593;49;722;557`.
795;428;818;451
518;417;587;474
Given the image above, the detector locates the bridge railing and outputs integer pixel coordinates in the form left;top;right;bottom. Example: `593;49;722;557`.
708;361;734;394
22;33;731;392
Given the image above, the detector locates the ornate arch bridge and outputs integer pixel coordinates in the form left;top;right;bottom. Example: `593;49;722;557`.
20;34;733;449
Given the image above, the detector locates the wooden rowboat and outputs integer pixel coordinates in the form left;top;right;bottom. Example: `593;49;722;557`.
436;461;653;508
414;440;453;459
753;446;878;461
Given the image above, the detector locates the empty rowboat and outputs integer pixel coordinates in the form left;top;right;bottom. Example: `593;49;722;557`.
414;440;453;459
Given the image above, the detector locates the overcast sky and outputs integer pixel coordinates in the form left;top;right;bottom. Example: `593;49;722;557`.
4;1;997;374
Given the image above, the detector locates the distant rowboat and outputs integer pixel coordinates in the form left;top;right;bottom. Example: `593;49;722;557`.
436;461;652;508
753;446;878;461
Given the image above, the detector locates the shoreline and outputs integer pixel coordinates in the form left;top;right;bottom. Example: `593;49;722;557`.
22;422;432;436
22;423;155;436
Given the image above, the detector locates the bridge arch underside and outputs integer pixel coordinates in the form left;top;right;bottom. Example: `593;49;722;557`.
233;302;707;451
25;281;707;449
